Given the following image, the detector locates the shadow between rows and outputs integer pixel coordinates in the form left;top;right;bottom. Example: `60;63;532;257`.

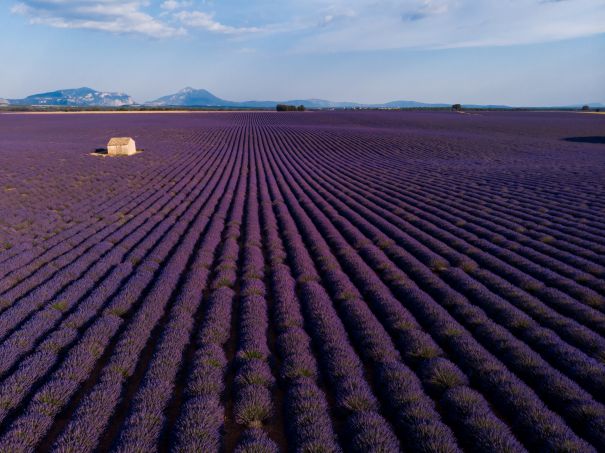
563;136;605;145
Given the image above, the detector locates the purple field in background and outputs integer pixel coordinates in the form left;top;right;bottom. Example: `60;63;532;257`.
0;110;604;452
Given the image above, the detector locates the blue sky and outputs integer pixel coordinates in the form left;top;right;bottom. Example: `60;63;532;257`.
1;0;604;105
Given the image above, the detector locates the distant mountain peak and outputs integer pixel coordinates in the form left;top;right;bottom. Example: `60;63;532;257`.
147;88;232;107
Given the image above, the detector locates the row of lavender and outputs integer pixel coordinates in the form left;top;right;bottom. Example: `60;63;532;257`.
0;116;244;450
0;110;603;451
257;119;604;449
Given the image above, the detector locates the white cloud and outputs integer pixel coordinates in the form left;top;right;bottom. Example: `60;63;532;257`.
294;0;605;52
174;10;264;34
11;0;185;38
8;0;605;49
318;7;356;27
161;0;193;11
401;0;450;21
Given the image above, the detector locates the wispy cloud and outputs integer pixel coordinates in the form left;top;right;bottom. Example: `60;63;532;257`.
317;5;357;27
402;0;450;22
160;0;193;11
9;0;605;49
11;1;185;37
294;0;605;52
174;10;264;34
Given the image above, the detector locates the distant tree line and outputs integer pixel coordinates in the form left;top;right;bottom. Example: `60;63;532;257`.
276;104;306;112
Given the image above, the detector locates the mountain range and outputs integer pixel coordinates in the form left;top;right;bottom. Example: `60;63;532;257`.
146;87;456;109
1;87;603;110
6;87;135;107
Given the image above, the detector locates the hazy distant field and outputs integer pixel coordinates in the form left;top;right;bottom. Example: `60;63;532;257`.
0;111;604;452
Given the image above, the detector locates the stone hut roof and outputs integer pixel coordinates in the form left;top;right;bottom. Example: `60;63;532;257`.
108;137;134;146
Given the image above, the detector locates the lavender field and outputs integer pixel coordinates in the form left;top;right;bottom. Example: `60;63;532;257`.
0;110;604;452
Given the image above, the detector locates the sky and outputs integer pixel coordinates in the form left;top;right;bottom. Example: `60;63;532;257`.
1;0;604;106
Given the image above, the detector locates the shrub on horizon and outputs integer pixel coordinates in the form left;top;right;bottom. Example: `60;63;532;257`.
276;104;300;112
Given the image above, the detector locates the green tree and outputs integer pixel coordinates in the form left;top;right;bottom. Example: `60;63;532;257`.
276;104;299;112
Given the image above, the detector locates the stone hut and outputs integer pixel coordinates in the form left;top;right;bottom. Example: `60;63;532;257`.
107;137;136;156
